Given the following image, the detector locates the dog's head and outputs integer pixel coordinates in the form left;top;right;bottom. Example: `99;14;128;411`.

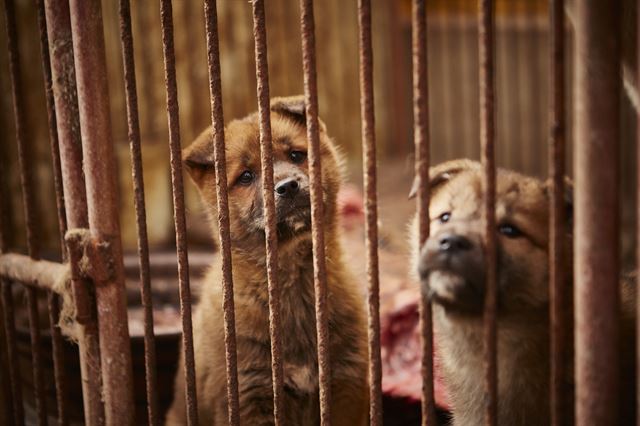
411;159;573;316
183;96;343;252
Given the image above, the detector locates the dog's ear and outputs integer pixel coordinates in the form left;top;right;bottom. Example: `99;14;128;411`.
270;95;327;132
544;177;574;231
408;159;479;199
183;126;216;187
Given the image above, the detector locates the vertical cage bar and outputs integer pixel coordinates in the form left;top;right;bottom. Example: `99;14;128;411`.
574;0;620;424
411;1;436;424
157;0;199;424
34;0;69;423
203;1;241;424
1;282;23;426
357;0;382;424
250;0;284;424
298;0;332;423
44;0;106;423
0;161;23;425
68;0;136;423
548;0;566;425
478;0;497;425
117;1;159;424
3;0;48;423
637;2;640;423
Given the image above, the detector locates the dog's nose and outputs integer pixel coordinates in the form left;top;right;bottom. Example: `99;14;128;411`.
438;234;473;253
275;178;300;198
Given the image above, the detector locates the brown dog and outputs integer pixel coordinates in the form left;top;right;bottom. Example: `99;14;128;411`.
411;159;635;426
165;96;368;425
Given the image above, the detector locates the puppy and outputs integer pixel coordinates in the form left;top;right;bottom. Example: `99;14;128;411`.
166;96;368;425
411;159;635;426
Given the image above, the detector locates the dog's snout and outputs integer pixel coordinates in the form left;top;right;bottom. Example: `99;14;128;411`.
438;234;473;253
275;178;300;198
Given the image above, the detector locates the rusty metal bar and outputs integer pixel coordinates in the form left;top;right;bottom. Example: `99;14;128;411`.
4;0;48;423
0;291;14;426
68;0;136;424
638;3;640;424
44;0;105;423
1;282;24;426
250;1;284;424
203;1;241;424
34;2;70;420
574;1;621;424
0;161;23;426
478;0;497;425
0;151;21;426
548;0;566;425
357;0;382;424
0;254;68;291
158;0;199;424
117;1;159;424
411;1;436;424
298;0;332;423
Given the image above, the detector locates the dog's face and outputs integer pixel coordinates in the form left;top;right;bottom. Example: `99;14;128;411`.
413;160;572;317
183;96;342;252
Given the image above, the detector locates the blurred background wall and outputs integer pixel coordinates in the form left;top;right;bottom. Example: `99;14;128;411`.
0;0;636;264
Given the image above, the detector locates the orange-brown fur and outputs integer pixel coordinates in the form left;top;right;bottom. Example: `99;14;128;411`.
166;96;368;425
411;159;635;426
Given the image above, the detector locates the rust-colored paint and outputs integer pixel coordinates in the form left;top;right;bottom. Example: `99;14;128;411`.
298;0;333;423
548;0;567;425
68;0;136;423
4;0;48;423
574;1;621;424
34;0;69;421
357;0;383;424
117;1;159;424
411;1;436;424
44;0;105;423
478;0;498;425
158;0;199;424
203;0;241;424
250;1;284;424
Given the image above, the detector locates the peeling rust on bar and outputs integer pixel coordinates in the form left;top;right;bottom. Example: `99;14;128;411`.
549;1;566;425
478;0;497;425
250;1;284;423
34;0;69;418
44;0;105;422
357;0;382;424
4;0;48;422
68;0;136;423
117;1;159;424
298;0;332;423
574;1;621;424
203;1;241;424
411;1;436;424
158;0;199;424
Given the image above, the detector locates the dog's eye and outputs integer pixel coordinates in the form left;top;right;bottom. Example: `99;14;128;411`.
237;170;255;186
438;212;451;223
498;223;522;238
289;150;307;164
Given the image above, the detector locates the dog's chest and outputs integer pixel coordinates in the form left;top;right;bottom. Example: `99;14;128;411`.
279;272;319;393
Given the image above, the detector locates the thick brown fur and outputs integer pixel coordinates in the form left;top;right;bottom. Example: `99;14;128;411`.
166;96;368;425
411;159;636;426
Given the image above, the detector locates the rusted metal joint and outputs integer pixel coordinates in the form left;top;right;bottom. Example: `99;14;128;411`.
65;228;116;284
